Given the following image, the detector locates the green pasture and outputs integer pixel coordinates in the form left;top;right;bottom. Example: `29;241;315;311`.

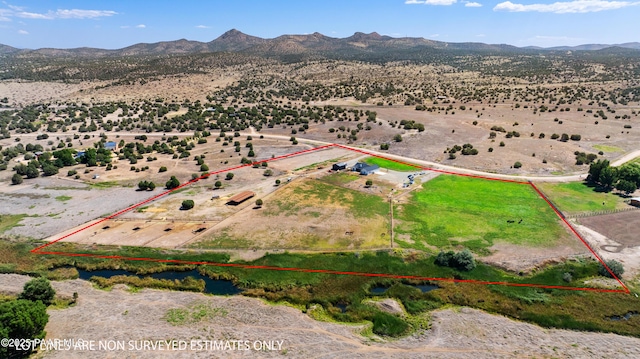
394;175;567;252
537;182;623;213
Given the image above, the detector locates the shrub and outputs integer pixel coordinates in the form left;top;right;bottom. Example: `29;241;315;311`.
371;312;409;337
181;200;195;210
200;164;209;172
598;260;624;278
393;134;403;142
11;173;23;185
225;173;234;180
165;176;180;189
570;134;581;141
513;162;522;169
562;272;573;283
19;277;56;306
255;199;263;207
380;143;389;150
434;250;476;271
214;181;222;189
159;166;167;173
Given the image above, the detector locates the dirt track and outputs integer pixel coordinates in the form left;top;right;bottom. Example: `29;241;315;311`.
2;274;640;359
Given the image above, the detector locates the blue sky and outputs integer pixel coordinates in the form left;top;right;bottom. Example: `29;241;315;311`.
0;0;638;49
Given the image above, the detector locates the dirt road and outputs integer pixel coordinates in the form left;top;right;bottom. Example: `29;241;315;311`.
239;130;640;183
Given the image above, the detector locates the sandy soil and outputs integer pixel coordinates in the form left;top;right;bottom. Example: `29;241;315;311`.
480;241;591;273
0;80;99;106
0;177;158;240
1;274;639;359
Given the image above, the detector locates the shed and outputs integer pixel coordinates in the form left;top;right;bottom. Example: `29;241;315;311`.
226;191;255;205
332;162;347;171
630;198;640;207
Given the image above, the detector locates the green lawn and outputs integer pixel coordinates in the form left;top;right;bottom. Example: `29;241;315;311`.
592;144;624;153
537;182;623;213
394;176;567;252
364;157;420;172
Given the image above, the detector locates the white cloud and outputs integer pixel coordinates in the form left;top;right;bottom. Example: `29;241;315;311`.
17;29;27;34
120;25;129;29
0;9;11;21
425;0;457;4
195;25;209;29
465;1;483;6
0;6;116;20
135;24;145;28
405;0;425;3
16;11;50;19
494;0;640;13
54;9;117;19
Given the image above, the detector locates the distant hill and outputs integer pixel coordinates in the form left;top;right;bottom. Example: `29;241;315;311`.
0;44;20;55
2;30;638;59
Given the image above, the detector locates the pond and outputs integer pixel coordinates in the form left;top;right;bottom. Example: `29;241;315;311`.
607;311;639;321
75;268;242;295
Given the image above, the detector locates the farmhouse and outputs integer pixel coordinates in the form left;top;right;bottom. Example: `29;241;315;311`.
630;197;640;207
332;162;347;171
227;191;255;205
352;162;379;175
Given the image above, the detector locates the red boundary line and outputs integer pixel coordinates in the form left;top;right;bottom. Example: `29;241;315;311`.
30;143;630;294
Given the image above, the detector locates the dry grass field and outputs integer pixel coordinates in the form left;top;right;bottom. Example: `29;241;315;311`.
194;177;391;251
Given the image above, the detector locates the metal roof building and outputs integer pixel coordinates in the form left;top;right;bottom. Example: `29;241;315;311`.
226;191;256;205
352;162;379;175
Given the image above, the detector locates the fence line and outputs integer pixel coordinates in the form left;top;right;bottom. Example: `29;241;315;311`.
530;182;566;219
567;206;640;219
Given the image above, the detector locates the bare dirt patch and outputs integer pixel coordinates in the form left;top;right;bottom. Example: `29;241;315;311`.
574;214;640;279
578;210;640;249
480;241;591;273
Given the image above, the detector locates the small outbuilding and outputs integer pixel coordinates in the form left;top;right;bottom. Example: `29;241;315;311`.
332;162;347;171
630;198;640;207
226;191;255;205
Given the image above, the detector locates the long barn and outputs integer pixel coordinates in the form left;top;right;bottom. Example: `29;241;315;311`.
227;191;255;205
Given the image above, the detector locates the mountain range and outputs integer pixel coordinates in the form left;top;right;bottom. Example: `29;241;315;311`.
1;29;639;58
